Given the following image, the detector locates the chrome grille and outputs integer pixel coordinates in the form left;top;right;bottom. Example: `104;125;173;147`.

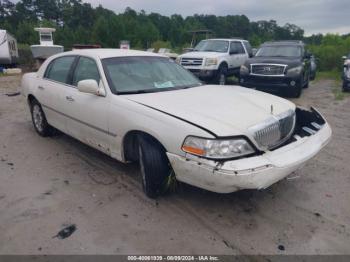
249;110;296;149
181;57;203;67
251;64;286;76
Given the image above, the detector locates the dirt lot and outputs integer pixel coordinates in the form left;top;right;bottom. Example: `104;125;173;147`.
0;75;350;255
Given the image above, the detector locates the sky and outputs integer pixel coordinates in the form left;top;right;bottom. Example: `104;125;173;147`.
84;0;350;36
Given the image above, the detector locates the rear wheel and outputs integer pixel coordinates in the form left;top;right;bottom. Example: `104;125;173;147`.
303;74;310;89
30;99;54;137
138;136;171;198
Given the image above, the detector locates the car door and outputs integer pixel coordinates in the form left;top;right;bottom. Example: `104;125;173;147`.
40;56;77;133
234;41;248;68
63;56;111;154
228;41;247;71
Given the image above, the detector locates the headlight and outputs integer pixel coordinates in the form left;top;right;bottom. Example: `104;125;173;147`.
205;58;218;66
287;65;303;75
240;65;249;74
182;136;255;159
175;57;181;64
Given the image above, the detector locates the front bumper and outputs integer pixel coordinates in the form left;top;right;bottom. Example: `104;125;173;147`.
187;69;218;80
240;74;301;91
167;122;332;194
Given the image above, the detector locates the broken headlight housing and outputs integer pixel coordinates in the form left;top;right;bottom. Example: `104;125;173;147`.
182;136;255;160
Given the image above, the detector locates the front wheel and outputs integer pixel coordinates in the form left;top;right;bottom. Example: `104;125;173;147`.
138;136;171;198
30;99;54;137
215;64;228;85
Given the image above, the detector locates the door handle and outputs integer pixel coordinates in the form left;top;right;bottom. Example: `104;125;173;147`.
38;85;45;90
66;96;75;102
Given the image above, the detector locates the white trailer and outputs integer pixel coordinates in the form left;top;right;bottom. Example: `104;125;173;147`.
0;30;19;66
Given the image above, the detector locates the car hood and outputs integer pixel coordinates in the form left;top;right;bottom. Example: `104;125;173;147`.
125;85;295;137
246;56;301;68
179;51;226;59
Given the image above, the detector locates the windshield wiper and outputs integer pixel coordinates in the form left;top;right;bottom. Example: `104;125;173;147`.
118;89;160;95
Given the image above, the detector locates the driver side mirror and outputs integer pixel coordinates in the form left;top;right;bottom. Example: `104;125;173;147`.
77;79;105;97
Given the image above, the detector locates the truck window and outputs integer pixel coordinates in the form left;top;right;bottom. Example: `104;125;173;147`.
243;41;253;57
230;42;245;54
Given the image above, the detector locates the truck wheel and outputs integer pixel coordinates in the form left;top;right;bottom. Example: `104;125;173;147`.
290;77;303;98
303;74;310;89
138;136;171;198
30;99;54;137
290;85;302;98
216;64;228;85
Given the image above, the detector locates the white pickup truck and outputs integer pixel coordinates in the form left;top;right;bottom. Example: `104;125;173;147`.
176;38;253;85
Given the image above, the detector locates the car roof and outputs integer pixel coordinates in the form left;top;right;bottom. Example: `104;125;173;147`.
58;48;167;59
202;38;247;42
262;40;304;46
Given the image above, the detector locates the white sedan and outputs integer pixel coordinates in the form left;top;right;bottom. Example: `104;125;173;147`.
21;49;332;198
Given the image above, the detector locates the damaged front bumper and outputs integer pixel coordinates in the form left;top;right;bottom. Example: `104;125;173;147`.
167;107;332;193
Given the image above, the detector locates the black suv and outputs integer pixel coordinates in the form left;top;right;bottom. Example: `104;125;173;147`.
239;41;312;97
342;53;350;91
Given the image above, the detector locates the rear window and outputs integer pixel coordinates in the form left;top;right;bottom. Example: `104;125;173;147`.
45;56;76;84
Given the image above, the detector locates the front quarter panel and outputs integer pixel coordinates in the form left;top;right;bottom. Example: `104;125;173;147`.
108;95;215;161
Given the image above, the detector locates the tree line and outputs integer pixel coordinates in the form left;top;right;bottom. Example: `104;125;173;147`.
1;0;349;71
1;0;305;50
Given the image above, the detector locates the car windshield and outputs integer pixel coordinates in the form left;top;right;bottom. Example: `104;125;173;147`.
256;45;302;57
194;40;229;53
102;56;202;94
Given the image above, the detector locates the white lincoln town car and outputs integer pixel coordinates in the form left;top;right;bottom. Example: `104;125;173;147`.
21;49;332;198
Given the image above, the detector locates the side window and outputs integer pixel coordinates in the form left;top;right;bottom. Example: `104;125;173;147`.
230;42;237;54
230;42;245;54
243;41;253;57
72;57;100;86
45;56;76;84
236;42;245;54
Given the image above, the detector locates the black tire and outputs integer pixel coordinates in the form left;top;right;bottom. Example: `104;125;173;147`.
30;99;54;137
310;72;316;81
138;136;171;198
215;64;228;85
303;74;310;89
289;76;303;98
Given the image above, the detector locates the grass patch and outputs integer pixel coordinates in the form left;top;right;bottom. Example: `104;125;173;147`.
332;87;350;101
315;70;341;83
316;71;350;100
0;72;5;77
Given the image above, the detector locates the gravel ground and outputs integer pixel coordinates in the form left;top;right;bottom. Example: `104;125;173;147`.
0;75;349;255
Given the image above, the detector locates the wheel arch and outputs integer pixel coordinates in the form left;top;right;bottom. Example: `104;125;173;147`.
122;130;168;163
219;61;228;69
27;94;38;108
